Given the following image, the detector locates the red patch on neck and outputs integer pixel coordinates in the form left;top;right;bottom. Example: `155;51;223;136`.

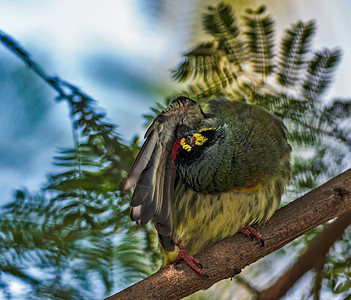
172;137;183;170
235;181;259;191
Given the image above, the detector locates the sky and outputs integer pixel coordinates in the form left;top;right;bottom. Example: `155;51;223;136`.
0;0;195;203
0;0;350;208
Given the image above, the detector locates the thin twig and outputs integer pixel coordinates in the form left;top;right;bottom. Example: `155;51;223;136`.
0;30;67;98
0;30;129;168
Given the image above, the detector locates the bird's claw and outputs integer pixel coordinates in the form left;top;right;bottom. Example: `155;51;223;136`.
175;241;210;278
240;225;265;247
260;238;265;247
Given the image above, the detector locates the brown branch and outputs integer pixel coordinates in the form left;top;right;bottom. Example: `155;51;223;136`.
108;169;351;300
313;253;326;300
257;203;351;300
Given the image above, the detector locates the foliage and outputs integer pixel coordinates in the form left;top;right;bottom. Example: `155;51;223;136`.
0;2;351;299
0;189;160;299
0;31;161;298
169;3;350;193
168;2;351;299
324;228;351;297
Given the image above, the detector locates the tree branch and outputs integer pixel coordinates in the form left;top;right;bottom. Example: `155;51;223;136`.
0;30;67;98
257;203;351;299
108;169;351;300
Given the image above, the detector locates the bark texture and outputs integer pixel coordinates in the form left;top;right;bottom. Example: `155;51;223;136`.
107;169;351;300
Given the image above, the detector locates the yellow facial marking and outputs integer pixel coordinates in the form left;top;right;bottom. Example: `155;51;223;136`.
199;127;215;132
193;133;208;146
180;138;192;152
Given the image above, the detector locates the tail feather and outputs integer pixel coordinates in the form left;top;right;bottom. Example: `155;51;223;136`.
152;159;175;236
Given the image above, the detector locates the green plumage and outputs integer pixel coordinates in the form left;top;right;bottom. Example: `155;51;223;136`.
124;96;291;265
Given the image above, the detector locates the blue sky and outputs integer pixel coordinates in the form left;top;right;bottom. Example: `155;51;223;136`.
0;0;192;204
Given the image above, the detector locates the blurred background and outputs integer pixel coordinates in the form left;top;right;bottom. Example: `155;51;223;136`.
0;0;350;299
1;0;350;205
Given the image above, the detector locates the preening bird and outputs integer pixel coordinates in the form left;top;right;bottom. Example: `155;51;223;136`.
124;96;291;276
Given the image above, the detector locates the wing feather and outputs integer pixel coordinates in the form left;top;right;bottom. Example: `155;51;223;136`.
124;97;205;251
123;128;159;192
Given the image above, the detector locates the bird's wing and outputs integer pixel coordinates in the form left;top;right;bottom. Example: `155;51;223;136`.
123;97;204;251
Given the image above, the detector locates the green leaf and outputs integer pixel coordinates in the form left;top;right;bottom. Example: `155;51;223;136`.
301;48;342;100
319;98;351;122
243;5;275;76
203;3;247;68
276;20;316;87
333;276;351;293
171;42;222;82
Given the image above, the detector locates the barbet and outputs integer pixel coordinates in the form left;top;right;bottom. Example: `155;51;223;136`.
124;96;291;276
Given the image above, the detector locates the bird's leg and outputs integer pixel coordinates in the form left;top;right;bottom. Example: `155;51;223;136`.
174;241;209;278
239;225;265;247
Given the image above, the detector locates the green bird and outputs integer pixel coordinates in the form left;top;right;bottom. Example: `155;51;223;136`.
124;96;291;276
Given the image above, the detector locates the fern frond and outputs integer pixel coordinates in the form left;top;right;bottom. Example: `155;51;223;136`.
319;99;351;124
186;82;225;103
246;92;282;112
276;97;310;118
288;128;320;147
171;3;248;92
203;3;247;68
243;6;275;76
276;20;316;87
301;48;341;100
171;42;222;83
316;98;351;146
114;234;158;283
292;154;326;177
143;101;167;127
53;145;101;168
203;3;238;38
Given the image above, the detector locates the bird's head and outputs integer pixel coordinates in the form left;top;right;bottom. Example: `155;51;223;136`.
171;125;219;170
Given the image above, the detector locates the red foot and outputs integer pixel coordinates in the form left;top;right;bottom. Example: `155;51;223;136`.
239;225;265;247
174;241;209;278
